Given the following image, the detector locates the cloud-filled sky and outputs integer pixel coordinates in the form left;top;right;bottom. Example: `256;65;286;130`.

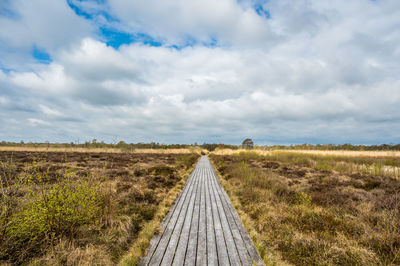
0;0;399;145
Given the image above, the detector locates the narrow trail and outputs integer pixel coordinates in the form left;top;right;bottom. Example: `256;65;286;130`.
140;156;264;266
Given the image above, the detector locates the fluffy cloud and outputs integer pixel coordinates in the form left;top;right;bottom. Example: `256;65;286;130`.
107;0;276;47
0;0;93;68
0;0;400;144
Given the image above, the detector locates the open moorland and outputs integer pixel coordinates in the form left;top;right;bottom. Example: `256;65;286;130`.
2;147;400;265
0;150;199;265
210;151;400;265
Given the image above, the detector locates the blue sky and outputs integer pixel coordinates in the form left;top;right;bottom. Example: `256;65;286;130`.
32;45;52;63
0;0;400;145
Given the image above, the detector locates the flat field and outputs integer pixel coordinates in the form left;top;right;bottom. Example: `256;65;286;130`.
210;151;400;265
214;148;400;158
0;151;199;265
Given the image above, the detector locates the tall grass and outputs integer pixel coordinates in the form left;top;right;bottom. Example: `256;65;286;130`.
235;151;400;179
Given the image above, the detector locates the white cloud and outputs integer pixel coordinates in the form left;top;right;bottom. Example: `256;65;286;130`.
108;0;276;47
0;0;94;68
9;64;71;94
39;104;63;118
27;118;51;127
0;96;9;106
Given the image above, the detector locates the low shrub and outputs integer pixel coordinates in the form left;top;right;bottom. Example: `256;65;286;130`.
1;165;102;263
147;165;175;176
175;153;199;169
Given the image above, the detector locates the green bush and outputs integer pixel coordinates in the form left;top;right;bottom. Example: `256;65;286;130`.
1;166;102;263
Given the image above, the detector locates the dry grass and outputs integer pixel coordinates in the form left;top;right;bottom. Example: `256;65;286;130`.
0;151;200;265
210;152;400;265
0;147;199;154
214;150;400;179
214;148;400;158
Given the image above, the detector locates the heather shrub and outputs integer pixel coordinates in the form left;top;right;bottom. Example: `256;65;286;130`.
0;163;102;263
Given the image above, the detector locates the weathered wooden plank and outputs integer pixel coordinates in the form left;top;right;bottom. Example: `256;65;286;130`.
208;167;242;266
147;167;199;265
211;165;264;265
160;169;201;265
205;167;219;266
171;167;202;265
209;166;253;265
196;168;207;266
207;170;230;265
140;167;197;266
182;168;203;265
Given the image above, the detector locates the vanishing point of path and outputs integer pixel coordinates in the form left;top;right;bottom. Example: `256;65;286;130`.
140;156;264;266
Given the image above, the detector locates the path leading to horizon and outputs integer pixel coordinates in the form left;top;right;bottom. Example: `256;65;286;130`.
140;156;264;266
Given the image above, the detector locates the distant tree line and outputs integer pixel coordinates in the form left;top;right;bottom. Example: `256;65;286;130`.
199;143;239;151
1;141;399;151
0;140;191;150
0;140;237;151
263;143;400;151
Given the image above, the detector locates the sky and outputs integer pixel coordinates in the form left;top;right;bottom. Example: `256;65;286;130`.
0;0;400;145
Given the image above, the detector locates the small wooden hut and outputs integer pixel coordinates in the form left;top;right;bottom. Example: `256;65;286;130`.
241;138;254;149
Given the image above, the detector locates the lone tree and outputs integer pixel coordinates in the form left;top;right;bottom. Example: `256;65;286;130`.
242;138;254;149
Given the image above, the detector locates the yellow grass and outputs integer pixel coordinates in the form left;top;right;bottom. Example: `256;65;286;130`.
0;146;198;154
213;148;400;157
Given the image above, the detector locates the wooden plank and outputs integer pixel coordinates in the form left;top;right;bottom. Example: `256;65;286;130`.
140;167;197;266
147;166;199;265
171;167;202;265
205;167;219;266
160;168;201;265
207;169;230;265
196;168;207;266
209;166;253;265
208;167;242;266
211;165;264;265
183;168;203;265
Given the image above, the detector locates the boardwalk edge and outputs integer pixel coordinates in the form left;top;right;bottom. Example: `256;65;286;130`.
119;157;200;266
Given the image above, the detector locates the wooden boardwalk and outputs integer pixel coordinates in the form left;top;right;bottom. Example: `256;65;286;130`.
140;156;264;266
